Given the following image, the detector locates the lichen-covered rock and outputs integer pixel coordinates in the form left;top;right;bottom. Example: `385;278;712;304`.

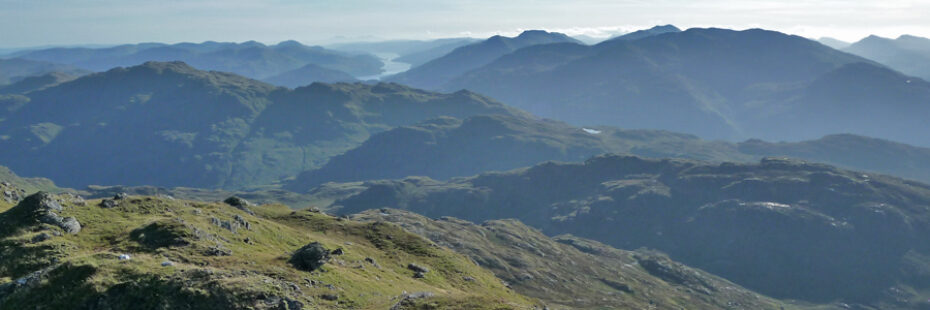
99;199;119;209
60;217;81;234
130;220;192;249
0;181;26;203
206;244;233;256
223;196;255;215
290;242;330;272
12;192;80;234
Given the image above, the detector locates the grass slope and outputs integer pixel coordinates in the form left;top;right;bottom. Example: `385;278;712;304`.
352;209;791;310
0;193;534;309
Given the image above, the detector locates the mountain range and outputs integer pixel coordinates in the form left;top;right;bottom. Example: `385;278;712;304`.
0;58;88;85
385;30;582;89
380;27;930;146
843;34;930;81
6;40;384;84
3;24;930;309
312;155;930;307
0;61;522;190
445;28;930;145
286;113;930;191
606;25;681;41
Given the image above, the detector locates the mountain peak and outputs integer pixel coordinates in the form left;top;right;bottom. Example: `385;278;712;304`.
136;61;199;74
608;24;682;41
516;29;555;38
275;40;304;48
648;24;681;32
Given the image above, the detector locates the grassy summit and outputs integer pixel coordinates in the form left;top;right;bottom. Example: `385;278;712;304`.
0;192;534;309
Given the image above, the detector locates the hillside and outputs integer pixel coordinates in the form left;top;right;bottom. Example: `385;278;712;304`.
737;134;930;184
261;64;357;88
312;155;930;307
0;58;88;85
0;191;534;309
351;209;788;309
393;39;482;67
386;30;582;89
844;34;930;81
11;40;384;80
0;61;524;189
0;166;58;198
0;72;80;94
440;28;930;146
286;114;747;190
818;37;851;49
287;114;930;191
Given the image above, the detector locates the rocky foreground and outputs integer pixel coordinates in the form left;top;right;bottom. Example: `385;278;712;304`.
0;191;532;309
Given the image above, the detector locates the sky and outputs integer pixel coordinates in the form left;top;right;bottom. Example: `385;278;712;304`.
2;0;930;48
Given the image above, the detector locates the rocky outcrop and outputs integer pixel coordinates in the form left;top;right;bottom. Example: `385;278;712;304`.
224;196;254;215
289;242;330;272
16;192;80;234
0;181;26;203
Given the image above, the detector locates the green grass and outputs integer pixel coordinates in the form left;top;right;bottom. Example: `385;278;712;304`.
0;194;536;309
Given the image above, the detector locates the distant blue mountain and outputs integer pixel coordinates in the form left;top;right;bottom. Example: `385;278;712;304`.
9;40;384;80
439;28;930;147
844;34;930;81
607;25;681;41
385;30;582;89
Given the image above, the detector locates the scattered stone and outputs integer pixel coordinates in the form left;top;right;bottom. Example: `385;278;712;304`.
463;276;476;282
287;282;301;292
192;208;202;215
161;261;175;267
206;245;232;256
407;263;429;274
390;291;437;309
38;212;63;226
0;182;25;203
69;195;86;206
331;248;344;255
99;199;119;209
118;254;132;261
60;217;81;234
407;292;434;299
244;237;255;245
413;272;426;279
290;242;330;272
114;192;129;200
211;217;240;234
320;294;338;301
233;214;252;230
31;233;51;243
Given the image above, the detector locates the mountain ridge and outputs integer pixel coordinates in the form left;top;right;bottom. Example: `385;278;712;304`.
0;61;524;190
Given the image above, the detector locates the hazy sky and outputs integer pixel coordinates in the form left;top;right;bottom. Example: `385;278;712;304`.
2;0;930;48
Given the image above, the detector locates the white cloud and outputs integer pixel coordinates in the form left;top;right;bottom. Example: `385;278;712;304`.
1;0;929;47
